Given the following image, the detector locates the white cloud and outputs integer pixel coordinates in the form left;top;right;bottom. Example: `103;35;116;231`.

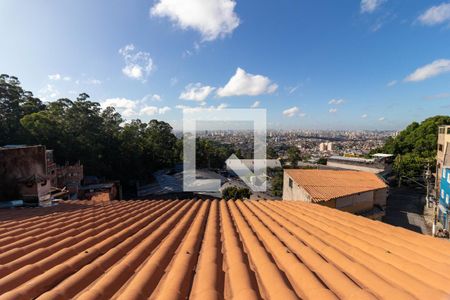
283;106;299;117
217;103;228;110
387;80;397;87
101;97;169;118
378;117;385;121
101;98;136;110
175;103;228;112
152;94;162;101
86;79;101;85
179;83;215;101
140;106;172;116
418;3;450;26
48;74;71;81
48;74;61;81
74;78;102;85
101;98;137;117
159;106;171;114
425;92;450;100
139;106;158;116
360;0;385;14
150;0;240;41
405;59;450;82
119;44;153;81
38;84;60;101
141;94;163;102
361;114;368;118
251;101;260;108
287;85;299;94
217;68;278;97
328;98;345;105
329;108;338;113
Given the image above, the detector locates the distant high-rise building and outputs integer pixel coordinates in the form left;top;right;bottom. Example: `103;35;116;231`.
327;142;334;151
319;142;326;152
319;142;333;152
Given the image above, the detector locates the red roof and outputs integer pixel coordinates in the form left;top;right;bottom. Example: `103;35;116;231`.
285;169;388;202
0;199;449;299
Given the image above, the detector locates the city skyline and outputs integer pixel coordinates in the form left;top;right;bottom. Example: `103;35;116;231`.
1;0;450;130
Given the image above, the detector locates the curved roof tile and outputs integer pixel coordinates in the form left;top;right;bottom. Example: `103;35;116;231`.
0;199;449;300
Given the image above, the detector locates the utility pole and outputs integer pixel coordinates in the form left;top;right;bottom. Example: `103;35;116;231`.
431;161;439;237
425;163;431;207
433;188;439;236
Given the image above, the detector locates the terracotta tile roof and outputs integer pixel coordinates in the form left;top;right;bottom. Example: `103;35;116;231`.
0;199;449;299
285;169;388;202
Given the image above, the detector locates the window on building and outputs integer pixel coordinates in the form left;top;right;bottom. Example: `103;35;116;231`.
441;189;445;199
446;195;449;204
289;178;293;188
439;144;443;152
447;128;450;134
439;128;445;134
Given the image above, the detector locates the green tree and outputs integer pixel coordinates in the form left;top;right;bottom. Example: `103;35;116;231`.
287;146;301;167
270;168;283;197
267;146;277;159
383;116;450;158
195;138;235;169
317;157;327;165
0;74;45;145
222;186;252;200
382;116;450;182
0;74;181;191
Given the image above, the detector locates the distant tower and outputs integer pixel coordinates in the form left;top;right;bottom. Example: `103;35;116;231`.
327;142;334;151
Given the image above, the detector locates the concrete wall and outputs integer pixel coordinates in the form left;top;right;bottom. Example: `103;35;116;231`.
0;146;50;202
374;188;388;208
335;191;374;213
282;172;311;202
57;162;84;195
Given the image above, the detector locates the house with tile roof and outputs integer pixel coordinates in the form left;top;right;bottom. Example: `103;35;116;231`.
283;169;388;219
0;199;449;299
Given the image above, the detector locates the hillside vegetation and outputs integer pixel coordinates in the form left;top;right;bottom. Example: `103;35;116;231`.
0;74;180;187
381;116;450;180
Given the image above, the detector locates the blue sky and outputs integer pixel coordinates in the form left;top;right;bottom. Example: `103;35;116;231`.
1;0;450;130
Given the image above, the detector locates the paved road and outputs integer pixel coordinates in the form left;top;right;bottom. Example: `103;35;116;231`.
383;187;430;235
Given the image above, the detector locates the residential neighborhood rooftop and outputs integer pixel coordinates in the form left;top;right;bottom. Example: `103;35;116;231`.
1;199;449;299
328;156;376;163
285;169;388;202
